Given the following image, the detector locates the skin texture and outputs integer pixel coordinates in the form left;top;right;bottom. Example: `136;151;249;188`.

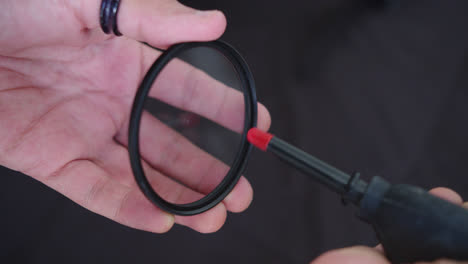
0;1;465;262
0;0;271;234
310;188;468;264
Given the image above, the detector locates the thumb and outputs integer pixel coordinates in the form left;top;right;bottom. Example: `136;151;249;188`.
84;0;226;47
310;246;390;264
429;187;463;205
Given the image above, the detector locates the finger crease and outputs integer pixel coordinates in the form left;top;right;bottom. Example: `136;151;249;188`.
85;176;109;209
113;187;134;223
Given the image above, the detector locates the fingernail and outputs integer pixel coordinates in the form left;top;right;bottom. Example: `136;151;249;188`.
195;9;220;17
161;212;175;233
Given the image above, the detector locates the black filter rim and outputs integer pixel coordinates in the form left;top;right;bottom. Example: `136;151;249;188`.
128;41;258;216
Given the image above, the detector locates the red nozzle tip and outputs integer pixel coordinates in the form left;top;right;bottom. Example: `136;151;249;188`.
247;128;273;151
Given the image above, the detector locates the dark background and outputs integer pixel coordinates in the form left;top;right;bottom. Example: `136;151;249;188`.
2;0;468;263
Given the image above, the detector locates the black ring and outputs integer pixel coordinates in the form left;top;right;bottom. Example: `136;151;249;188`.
100;0;122;36
128;41;258;216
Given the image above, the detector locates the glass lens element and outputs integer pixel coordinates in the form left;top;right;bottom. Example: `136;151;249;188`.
140;46;245;204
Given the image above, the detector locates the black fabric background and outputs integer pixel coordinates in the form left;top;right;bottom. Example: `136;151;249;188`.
1;0;468;263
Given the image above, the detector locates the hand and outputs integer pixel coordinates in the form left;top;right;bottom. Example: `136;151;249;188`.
310;188;468;264
0;0;271;233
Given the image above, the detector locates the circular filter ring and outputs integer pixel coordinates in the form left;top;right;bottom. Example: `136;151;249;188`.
128;41;258;216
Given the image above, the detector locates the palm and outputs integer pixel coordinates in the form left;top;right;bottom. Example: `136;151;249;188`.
0;37;172;231
0;0;270;233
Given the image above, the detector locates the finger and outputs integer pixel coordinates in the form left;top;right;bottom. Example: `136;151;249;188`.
429;187;463;204
115;111;254;213
82;0;226;47
102;143;229;232
419;189;467;264
311;246;389;264
374;244;384;253
142;160;227;233
44;142;228;233
416;260;468;264
223;176;254;213
140;44;271;133
43;154;175;233
174;203;227;233
119;0;226;47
